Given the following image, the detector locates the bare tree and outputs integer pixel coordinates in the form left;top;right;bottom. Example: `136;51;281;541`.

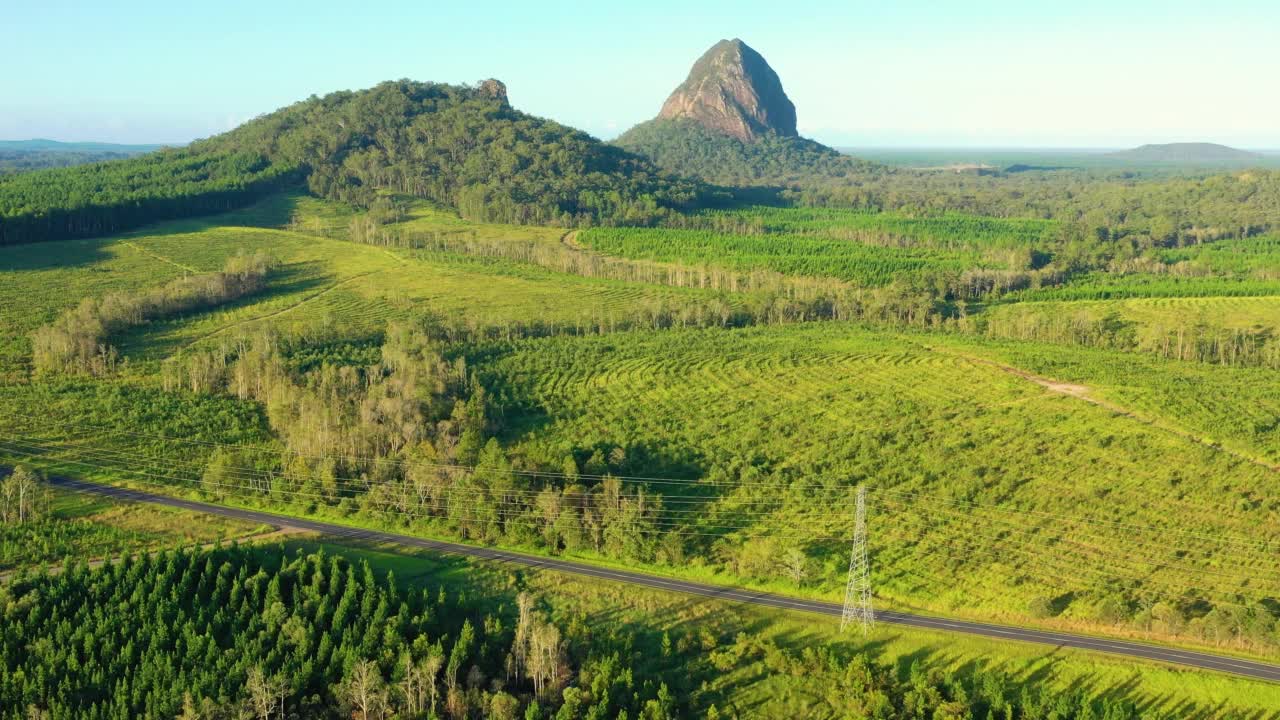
779;546;809;585
341;660;388;720
244;666;280;720
423;650;444;717
4;466;44;525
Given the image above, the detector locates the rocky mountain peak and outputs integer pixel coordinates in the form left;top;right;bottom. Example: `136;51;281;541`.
657;39;798;142
478;78;509;105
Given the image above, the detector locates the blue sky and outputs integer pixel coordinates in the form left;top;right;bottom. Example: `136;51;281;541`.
4;0;1278;147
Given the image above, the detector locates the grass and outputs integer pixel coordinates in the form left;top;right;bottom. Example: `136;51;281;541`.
0;193;749;379
0;486;263;573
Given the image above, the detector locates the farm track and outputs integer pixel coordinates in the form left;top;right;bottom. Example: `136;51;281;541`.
46;475;1280;684
120;240;201;274
182;266;398;349
927;345;1280;473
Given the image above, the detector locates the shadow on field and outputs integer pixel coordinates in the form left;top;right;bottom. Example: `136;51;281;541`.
2;236;114;272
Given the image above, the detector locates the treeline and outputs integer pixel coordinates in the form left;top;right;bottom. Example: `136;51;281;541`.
973;309;1280;369
31;252;274;375
0;149;144;176
0;151;300;245
163;320;675;565
0;546;677;719
787;167;1280;251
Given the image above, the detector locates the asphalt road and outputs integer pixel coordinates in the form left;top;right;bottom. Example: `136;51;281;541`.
50;476;1280;683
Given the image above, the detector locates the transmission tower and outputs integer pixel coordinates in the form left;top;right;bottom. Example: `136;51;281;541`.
841;484;874;633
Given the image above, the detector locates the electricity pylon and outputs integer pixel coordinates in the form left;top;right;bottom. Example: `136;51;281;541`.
840;484;874;633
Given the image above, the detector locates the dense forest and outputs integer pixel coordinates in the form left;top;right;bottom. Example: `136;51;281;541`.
0;151;299;245
0;545;1145;719
786;167;1280;247
203;80;703;226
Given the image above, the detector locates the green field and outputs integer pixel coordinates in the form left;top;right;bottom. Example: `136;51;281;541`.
2;192;1278;712
479;324;1280;625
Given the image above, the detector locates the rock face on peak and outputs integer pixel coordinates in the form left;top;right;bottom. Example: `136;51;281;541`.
478;78;509;105
657;39;797;142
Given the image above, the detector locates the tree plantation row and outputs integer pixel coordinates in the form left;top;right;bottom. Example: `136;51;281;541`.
0;545;1154;719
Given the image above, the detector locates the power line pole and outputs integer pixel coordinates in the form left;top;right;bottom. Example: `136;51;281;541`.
841;484;874;633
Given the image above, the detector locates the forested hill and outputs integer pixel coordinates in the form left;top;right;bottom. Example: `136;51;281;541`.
0;79;703;246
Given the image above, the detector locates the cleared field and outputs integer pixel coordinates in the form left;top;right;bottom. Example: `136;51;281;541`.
479;323;1280;630
3;194;1277;672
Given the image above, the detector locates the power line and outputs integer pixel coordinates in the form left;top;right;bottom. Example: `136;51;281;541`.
841;484;873;633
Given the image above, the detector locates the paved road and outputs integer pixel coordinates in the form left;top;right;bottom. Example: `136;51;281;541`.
50;476;1280;684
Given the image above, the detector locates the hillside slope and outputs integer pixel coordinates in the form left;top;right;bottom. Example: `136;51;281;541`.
0;79;702;245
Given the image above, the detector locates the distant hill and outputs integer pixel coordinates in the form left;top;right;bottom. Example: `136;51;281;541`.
616;39;872;184
0;139;167;154
1106;142;1263;165
0;139;166;175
